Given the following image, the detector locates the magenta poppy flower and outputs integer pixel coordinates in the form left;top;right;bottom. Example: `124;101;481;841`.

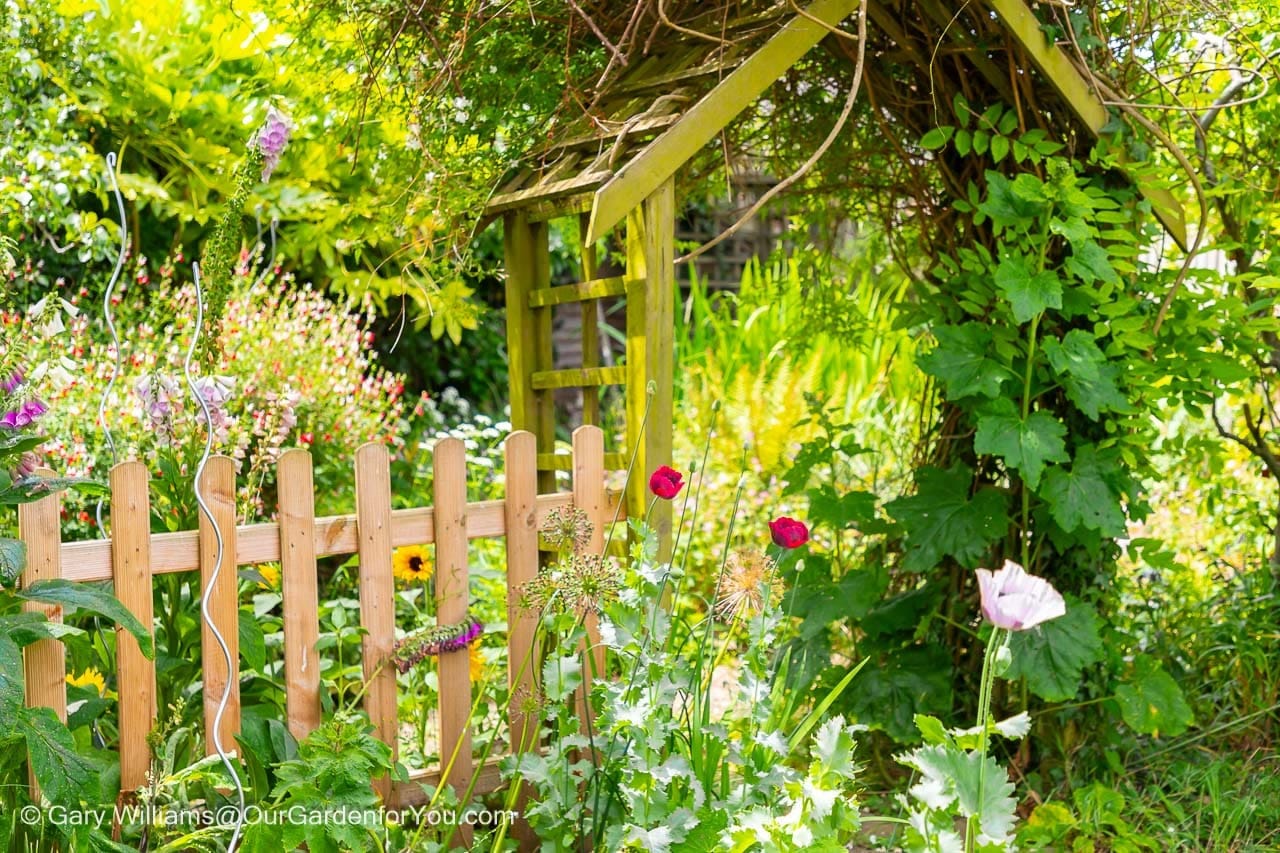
649;465;684;500
768;517;809;549
976;560;1065;631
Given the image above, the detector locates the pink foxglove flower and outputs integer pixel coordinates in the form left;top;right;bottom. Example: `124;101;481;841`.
976;560;1066;631
254;106;291;181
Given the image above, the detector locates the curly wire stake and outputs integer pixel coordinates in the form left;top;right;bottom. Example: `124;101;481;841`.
95;151;127;532
185;262;246;849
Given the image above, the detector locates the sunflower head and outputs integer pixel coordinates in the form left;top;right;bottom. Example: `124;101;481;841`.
66;668;106;696
393;545;433;583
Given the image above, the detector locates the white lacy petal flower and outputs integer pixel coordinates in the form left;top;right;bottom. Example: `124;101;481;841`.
976;560;1066;630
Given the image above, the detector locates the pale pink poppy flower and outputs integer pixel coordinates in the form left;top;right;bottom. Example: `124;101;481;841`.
976;560;1065;631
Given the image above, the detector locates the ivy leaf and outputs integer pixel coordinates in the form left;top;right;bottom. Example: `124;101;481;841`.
1042;445;1126;535
15;580;154;660
974;400;1068;489
22;705;107;805
1006;597;1103;701
1066;240;1119;285
1115;658;1194;737
885;464;1010;572
994;255;1062;323
918;324;1012;400
1042;330;1130;420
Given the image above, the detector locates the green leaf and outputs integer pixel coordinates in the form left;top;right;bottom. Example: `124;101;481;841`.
1042;445;1126;535
908;745;1018;841
239;607;266;673
979;172;1045;227
994;255;1062;323
22;705;107;805
1066;240;1119;285
15;580;154;660
543;654;582;703
920;126;954;150
886;464;1010;572
847;645;953;741
1006;597;1103;701
0;632;23;718
990;134;1009;163
918;324;1012;400
0;537;25;586
1115;658;1194;737
974;400;1068;489
1042;330;1130;420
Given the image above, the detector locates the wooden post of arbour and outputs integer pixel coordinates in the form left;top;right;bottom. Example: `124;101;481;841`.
625;179;676;563
18;469;66;799
198;455;240;757
578;213;601;428
111;461;156;796
571;427;608;729
354;443;398;802
277;450;321;741
503;209;556;495
433;437;473;842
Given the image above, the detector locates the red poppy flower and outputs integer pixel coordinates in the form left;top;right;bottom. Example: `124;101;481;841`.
768;517;809;549
649;465;684;500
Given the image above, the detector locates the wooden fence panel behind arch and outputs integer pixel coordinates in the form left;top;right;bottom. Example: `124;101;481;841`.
15;431;623;809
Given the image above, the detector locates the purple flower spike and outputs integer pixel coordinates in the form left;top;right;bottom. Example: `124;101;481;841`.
2;370;23;393
255;106;291;181
0;410;18;429
976;560;1066;631
21;399;47;420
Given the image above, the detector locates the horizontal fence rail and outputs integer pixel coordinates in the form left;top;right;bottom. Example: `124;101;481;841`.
16;426;622;810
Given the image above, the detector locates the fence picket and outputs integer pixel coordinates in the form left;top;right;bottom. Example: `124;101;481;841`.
111;461;156;795
433;437;473;819
198;455;240;756
278;449;321;740
355;443;398;802
504;432;541;752
571;427;607;728
19;469;65;799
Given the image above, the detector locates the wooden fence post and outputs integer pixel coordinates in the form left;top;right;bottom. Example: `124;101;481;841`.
111;461;156;796
355;443;398;802
504;432;541;753
19;469;65;799
571;427;607;726
433;437;473;837
278;449;321;740
198;455;240;757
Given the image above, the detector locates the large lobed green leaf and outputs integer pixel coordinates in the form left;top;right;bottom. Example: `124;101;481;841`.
885;464;1010;573
1005;597;1103;702
974;400;1068;490
1115;658;1194;738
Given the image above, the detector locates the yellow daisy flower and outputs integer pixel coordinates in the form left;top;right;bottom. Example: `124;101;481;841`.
469;641;486;682
66;668;106;696
393;545;433;584
256;564;281;589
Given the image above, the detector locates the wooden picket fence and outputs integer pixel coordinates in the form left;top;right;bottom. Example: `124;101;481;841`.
18;425;621;809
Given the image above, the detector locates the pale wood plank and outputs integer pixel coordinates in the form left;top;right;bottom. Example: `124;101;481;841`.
111;461;156;795
58;493;623;581
394;760;505;808
278;449;321;741
504;432;541;848
433;437;474;814
579;213;602;428
198;455;240;757
355;443;398;802
572;426;608;729
19;469;65;799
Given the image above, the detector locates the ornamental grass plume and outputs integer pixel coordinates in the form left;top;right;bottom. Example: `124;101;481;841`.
975;560;1065;631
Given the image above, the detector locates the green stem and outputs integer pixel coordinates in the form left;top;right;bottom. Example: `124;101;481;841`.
967;626;1004;853
1020;311;1041;567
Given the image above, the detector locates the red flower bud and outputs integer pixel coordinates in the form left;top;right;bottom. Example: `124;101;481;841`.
648;465;684;500
768;517;808;549
300;432;314;445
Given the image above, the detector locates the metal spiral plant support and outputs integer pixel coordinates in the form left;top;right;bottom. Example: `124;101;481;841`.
95;152;127;532
185;263;247;849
